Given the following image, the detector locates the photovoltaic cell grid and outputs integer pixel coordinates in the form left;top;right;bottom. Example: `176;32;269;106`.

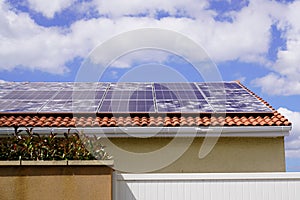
99;83;155;113
42;83;109;113
196;83;272;112
0;82;273;113
0;82;109;113
154;83;213;113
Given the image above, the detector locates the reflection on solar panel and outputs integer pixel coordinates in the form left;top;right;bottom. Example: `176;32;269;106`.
104;91;153;100
100;83;155;113
155;91;204;100
154;83;198;91
109;83;153;91
196;82;272;112
99;100;155;113
39;100;101;113
0;82;273;113
0;100;46;113
2;91;58;100
53;91;105;100
156;100;212;113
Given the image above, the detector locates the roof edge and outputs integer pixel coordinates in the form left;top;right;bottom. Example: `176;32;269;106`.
0;126;291;138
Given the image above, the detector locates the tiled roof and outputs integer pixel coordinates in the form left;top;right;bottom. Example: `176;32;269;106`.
0;112;291;127
0;81;292;128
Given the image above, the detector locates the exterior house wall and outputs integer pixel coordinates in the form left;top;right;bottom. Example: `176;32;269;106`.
0;165;113;200
106;137;285;173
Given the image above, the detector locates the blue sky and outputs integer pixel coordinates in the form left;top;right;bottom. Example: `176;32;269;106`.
1;0;300;171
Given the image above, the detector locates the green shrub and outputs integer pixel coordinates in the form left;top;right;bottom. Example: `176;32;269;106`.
0;128;111;161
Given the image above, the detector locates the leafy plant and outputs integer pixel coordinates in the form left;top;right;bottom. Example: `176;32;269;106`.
0;128;111;161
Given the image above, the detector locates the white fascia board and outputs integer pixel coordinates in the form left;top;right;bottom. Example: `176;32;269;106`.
0;126;291;138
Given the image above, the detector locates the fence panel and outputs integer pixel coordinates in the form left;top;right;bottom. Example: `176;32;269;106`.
114;173;300;200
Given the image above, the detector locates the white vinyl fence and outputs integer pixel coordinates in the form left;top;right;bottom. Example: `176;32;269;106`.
114;172;300;200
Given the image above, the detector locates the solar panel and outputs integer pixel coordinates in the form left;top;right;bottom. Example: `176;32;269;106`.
196;82;272;113
154;83;198;91
0;82;21;90
104;91;153;100
2;91;59;100
156;100;213;113
152;83;209;113
70;82;109;90
109;83;153;91
53;90;105;100
0;90;14;99
209;99;272;112
99;83;155;113
0;82;273;114
13;82;65;91
0;100;45;113
155;90;204;100
99;100;155;113
197;82;241;90
39;100;101;113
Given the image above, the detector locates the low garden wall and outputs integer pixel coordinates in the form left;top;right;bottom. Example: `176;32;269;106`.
0;160;113;200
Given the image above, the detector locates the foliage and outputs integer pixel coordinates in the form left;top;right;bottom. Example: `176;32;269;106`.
0;128;111;161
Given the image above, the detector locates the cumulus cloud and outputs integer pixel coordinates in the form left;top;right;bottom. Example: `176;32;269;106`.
91;0;210;18
253;73;300;95
1;0;300;82
278;107;300;158
253;1;300;95
27;0;76;18
108;50;171;69
0;2;71;74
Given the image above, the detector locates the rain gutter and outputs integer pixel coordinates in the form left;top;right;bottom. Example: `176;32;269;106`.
0;126;291;138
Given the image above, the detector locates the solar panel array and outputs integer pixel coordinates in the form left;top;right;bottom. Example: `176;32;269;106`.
0;82;272;113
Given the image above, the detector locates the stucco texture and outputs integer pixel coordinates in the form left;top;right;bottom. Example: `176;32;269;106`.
0;166;112;200
106;137;285;173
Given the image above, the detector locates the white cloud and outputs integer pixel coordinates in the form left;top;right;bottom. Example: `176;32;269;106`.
253;1;300;95
72;0;283;68
0;3;68;74
109;50;171;69
91;0;210;18
27;0;75;18
252;73;300;96
278;107;300;158
1;0;298;80
198;0;273;64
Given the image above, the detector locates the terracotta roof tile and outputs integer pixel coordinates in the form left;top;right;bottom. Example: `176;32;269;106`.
0;112;292;128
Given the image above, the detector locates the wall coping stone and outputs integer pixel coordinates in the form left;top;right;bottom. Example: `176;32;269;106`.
0;160;113;166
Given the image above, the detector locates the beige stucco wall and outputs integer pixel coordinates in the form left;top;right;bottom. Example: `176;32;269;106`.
106;137;285;173
0;166;112;200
